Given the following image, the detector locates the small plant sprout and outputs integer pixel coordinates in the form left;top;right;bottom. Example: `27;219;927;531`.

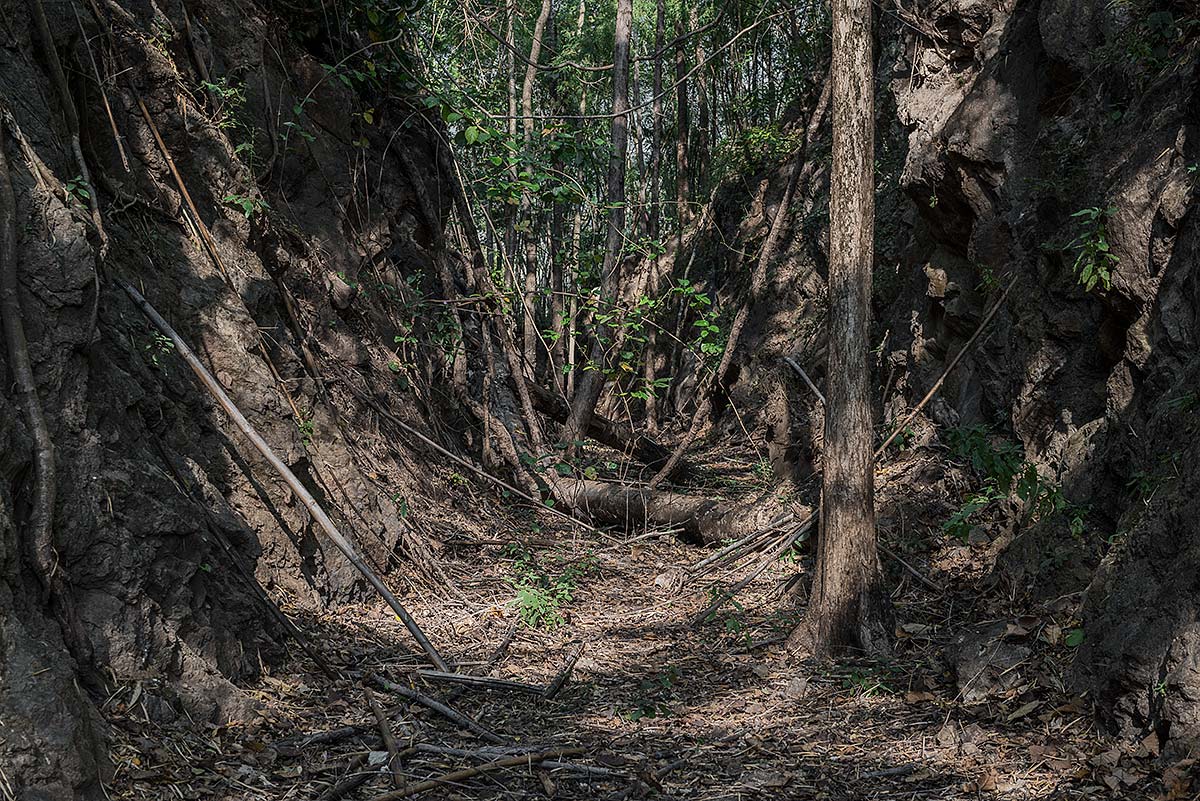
65;175;91;205
144;331;175;369
223;192;269;219
1068;206;1119;292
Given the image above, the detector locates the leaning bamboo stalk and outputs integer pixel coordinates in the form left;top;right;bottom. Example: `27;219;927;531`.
119;279;450;672
874;274;1017;455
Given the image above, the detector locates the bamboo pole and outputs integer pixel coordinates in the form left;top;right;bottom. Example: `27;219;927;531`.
119;279;450;672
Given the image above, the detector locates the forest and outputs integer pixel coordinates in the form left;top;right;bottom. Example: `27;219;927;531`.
1;0;1199;798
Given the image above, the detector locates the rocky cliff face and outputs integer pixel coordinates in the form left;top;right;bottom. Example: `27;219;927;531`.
0;2;455;796
711;0;1199;755
885;0;1200;753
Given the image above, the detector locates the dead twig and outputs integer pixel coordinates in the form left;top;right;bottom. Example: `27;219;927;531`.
784;355;825;405
875;275;1017;455
371;675;507;745
543;643;584;698
415;670;544;696
316;754;376;801
404;744;623;777
365;748;584;800
365;685;405;788
879;543;943;594
274;724;374;757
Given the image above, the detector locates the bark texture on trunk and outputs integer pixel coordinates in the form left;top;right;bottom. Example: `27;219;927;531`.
520;0;554;376
789;0;883;657
560;0;633;451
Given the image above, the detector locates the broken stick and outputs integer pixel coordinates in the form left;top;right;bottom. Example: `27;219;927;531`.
366;748;585;801
372;675;506;745
365;685;404;788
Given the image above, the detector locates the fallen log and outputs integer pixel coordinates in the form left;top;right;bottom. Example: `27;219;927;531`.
556;479;801;545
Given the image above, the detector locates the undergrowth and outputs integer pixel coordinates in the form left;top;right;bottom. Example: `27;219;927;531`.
503;544;598;630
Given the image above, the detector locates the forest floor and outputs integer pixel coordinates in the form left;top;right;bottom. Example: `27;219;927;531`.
100;460;1188;801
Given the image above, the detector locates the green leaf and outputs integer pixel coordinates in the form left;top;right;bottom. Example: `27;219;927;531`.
1065;628;1085;647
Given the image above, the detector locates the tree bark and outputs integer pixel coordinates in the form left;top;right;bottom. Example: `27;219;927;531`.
788;0;883;657
559;0;632;452
673;17;691;230
520;0;554;376
690;4;709;183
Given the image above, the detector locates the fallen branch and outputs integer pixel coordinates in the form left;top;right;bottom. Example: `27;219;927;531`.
316;754;376;801
687;511;796;578
543;643;584;699
119;280;450;672
404;744;622;777
366;748;584;800
274;724;374;757
879;543;943;594
691;515;816;625
365;685;405;787
372;675;507;745
783;356;825;405
415;670;545;696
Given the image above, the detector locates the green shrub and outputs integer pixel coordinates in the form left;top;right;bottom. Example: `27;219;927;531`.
1068;206;1118;292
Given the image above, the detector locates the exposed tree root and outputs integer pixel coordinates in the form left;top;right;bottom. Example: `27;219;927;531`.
0;117;96;681
25;0;108;257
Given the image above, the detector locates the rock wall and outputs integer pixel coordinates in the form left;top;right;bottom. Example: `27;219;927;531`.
0;1;457;796
885;0;1200;753
712;0;1199;753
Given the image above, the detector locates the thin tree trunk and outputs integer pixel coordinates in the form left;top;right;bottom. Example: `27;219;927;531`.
648;77;830;488
559;0;632;452
690;3;709;189
649;0;665;242
788;0;883;657
642;0;666;431
673;17;691;229
520;0;553;376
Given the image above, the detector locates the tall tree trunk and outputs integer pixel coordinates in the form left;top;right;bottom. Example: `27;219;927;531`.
649;0;665;241
503;3;521;310
690;3;709;186
673;17;691;230
520;0;554;376
559;0;632;451
642;0;666;432
788;0;883;657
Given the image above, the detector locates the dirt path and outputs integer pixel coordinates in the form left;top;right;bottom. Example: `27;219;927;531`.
104;528;1176;800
